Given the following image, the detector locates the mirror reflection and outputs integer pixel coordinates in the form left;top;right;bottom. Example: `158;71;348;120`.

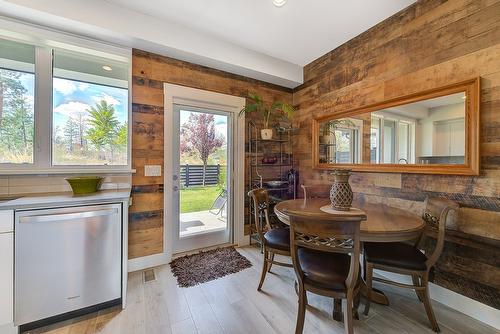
318;92;466;165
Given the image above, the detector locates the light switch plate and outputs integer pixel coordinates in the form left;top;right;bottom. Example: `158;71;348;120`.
145;165;162;177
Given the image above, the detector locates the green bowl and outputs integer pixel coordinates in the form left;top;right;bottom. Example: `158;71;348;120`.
65;176;104;194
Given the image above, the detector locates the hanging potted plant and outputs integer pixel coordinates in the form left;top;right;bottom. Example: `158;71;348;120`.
239;93;294;140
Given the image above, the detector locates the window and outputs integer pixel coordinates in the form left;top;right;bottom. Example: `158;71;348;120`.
383;120;396;163
52;50;129;166
370;116;380;163
334;128;358;163
0;39;35;164
0;33;130;172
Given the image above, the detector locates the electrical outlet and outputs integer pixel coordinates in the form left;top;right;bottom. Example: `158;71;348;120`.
144;165;162;177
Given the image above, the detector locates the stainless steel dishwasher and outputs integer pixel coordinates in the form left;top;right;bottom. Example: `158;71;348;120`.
15;203;122;327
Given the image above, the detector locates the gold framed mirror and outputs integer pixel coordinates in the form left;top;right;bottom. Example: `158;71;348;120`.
312;78;480;175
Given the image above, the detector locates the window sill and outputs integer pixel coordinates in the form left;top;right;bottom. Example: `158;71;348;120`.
0;168;136;176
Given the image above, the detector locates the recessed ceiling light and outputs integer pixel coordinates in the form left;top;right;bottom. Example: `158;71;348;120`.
273;0;287;7
102;65;113;71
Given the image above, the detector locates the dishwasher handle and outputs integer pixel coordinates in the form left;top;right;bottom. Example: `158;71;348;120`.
19;208;119;224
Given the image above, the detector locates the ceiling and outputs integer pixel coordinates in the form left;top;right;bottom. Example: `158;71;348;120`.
0;0;415;87
417;92;466;109
105;0;415;66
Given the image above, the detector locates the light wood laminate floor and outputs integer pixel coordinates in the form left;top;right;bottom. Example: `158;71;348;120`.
26;246;496;334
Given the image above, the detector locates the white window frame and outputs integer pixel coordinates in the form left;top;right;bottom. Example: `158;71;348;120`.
0;19;133;175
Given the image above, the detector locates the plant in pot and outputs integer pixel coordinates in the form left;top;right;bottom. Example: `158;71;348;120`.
320;119;356;144
239;93;294;140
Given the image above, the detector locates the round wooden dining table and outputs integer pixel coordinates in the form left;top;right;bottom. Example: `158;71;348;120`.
274;198;425;311
274;198;425;243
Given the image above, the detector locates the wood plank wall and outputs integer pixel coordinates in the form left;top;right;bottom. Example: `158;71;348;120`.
293;0;500;308
130;49;292;259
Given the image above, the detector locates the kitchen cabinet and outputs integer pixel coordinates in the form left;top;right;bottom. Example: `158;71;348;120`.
433;118;465;156
0;210;14;327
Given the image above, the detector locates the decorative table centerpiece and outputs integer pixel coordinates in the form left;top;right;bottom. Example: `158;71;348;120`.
330;169;353;211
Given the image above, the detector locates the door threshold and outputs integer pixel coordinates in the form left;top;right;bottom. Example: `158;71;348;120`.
172;242;237;259
179;227;227;239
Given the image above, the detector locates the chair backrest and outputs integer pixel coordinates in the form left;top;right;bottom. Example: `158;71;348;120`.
301;184;331;199
288;210;364;290
422;197;459;268
248;188;272;240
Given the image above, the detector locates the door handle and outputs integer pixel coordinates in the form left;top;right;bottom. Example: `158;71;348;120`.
19;208;118;223
173;186;179;192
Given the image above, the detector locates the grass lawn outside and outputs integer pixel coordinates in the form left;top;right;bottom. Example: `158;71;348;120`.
180;186;221;213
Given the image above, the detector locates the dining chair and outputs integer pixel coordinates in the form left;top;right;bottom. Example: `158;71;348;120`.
300;184;331;199
248;188;293;291
288;210;365;334
363;197;459;332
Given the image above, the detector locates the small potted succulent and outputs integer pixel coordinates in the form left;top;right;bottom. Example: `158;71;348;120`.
239;93;294;140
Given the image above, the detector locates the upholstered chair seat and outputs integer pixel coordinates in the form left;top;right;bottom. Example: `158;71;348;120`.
263;227;291;251
364;242;428;271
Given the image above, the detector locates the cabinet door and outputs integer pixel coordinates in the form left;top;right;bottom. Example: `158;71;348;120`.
433;122;450;156
0;233;13;325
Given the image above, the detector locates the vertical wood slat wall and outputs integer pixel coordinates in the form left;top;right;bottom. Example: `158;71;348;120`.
130;50;292;259
293;0;500;308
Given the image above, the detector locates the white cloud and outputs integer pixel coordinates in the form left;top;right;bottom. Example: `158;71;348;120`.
53;78;77;95
78;82;90;91
53;101;91;118
92;93;121;106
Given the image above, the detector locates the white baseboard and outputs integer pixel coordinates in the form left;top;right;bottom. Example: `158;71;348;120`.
127;253;169;272
0;323;17;334
375;269;500;330
236;235;250;247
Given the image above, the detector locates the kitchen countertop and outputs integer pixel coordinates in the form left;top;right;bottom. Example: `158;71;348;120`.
0;189;131;210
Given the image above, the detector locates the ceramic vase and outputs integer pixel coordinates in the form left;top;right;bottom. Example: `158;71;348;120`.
261;128;273;140
330;169;353;211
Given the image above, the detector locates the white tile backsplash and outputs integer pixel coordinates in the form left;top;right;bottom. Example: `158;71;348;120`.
0;178;8;187
9;185;50;195
9;175;53;187
0;174;131;196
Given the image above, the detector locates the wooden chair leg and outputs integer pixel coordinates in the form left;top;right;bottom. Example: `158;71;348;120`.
344;292;354;334
363;263;374;315
267;253;275;273
257;250;269;291
421;274;440;332
333;298;343;321
353;293;361;320
295;284;306;334
412;274;424;303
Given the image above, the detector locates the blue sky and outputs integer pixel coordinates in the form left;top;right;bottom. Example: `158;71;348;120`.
52;78;128;132
11;72;127;135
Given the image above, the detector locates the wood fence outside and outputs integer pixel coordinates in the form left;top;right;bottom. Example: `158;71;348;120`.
180;164;222;187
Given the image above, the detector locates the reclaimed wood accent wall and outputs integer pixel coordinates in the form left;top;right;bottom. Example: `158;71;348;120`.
293;0;500;308
130;49;292;259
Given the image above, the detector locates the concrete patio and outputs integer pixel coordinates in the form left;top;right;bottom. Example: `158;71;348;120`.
180;209;227;237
